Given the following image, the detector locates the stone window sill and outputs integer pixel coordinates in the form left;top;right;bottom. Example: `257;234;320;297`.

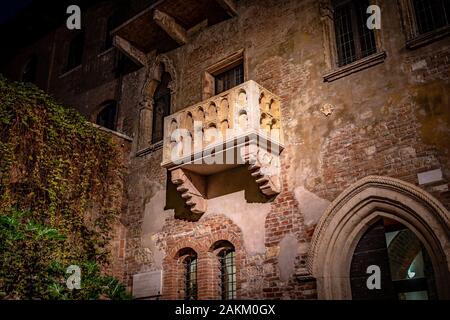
97;47;115;58
406;26;450;49
136;140;163;157
91;123;133;141
323;51;387;82
59;64;82;78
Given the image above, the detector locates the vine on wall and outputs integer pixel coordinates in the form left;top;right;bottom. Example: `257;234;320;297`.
0;75;128;299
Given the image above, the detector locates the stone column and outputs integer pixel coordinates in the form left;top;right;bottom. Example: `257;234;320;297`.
138;99;153;151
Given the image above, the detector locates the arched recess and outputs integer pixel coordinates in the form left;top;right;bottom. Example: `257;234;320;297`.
138;54;178;151
95;100;117;131
163;246;200;300
308;176;450;300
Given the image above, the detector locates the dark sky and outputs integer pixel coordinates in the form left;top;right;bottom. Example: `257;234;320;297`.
0;0;32;25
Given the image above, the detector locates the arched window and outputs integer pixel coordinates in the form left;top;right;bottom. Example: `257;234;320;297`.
22;55;37;83
151;69;172;144
96;101;117;131
219;248;236;300
66;31;84;71
184;253;198;300
211;240;237;300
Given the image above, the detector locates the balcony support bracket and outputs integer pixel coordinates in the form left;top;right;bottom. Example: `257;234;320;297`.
241;144;282;196
153;9;189;45
113;35;148;67
171;168;207;214
215;0;238;17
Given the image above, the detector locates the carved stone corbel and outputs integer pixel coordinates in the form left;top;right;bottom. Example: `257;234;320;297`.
241;144;281;196
113;35;147;67
171;168;207;214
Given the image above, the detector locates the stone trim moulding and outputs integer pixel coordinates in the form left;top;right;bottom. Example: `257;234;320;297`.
58;64;82;78
97;46;115;58
319;0;385;82
136;140;163;157
406;26;450;49
398;0;450;49
202;49;245;100
323;51;387;82
90;123;133;141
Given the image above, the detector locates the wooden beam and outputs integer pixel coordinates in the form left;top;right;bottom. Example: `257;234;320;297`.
113;35;147;66
153;9;188;45
215;0;238;17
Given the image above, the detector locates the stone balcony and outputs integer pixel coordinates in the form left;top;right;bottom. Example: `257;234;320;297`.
161;80;284;215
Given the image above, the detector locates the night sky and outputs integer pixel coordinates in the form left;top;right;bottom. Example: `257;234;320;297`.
0;0;32;25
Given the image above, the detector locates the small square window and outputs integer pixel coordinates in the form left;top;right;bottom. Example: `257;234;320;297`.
203;50;245;99
214;63;244;95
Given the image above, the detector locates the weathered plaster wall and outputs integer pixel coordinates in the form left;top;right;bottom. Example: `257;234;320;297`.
119;0;449;299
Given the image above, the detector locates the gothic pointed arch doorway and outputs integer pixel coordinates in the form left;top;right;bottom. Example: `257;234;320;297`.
308;176;450;299
349;217;437;300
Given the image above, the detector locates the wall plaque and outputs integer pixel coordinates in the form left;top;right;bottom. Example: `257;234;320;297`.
132;270;162;298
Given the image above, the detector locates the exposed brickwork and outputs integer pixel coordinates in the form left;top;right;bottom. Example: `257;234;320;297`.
404;48;450;83
162;215;244;300
309;103;450;211
2;0;450;300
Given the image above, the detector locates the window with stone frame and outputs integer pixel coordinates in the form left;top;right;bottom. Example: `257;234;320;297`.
333;0;377;67
398;0;450;48
214;62;244;95
411;0;450;35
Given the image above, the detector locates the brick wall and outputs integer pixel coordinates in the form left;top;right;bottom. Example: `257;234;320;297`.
2;0;449;300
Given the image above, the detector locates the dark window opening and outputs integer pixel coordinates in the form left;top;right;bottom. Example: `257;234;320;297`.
104;12;119;50
219;249;236;300
96;102;117;131
412;0;450;35
66;32;84;71
152;70;172;144
22;55;37;83
350;218;437;300
215;63;244;95
184;255;198;300
333;0;377;67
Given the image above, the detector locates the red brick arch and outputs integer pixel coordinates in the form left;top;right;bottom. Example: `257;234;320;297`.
162;215;245;300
